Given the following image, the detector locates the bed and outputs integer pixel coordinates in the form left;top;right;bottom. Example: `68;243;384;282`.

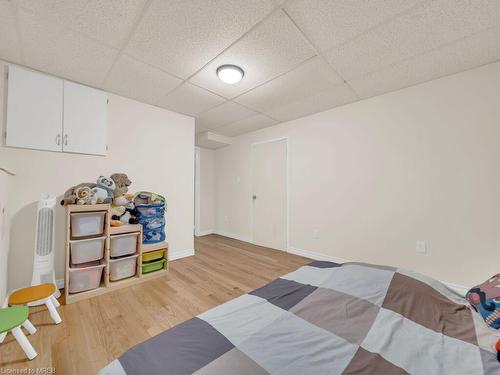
99;261;499;374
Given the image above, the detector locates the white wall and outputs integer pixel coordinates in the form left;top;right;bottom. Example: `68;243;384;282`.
196;147;216;235
0;170;12;302
214;61;500;288
0;61;195;291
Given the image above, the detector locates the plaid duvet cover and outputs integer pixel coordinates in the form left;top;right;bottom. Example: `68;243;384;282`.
100;261;499;375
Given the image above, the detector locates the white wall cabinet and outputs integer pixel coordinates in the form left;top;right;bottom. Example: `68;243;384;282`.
63;81;107;156
6;65;63;152
5;65;107;156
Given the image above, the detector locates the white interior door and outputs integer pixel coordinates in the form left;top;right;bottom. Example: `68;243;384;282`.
252;139;287;251
63;80;107;155
6;65;63;152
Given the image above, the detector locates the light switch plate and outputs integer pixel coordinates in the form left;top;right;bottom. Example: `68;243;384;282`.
416;241;427;253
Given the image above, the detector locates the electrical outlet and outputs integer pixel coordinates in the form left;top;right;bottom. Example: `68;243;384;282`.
313;228;320;239
416;241;427;254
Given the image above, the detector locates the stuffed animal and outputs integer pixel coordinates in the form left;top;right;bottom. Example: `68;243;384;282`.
61;183;95;205
61;185;78;205
97;175;116;192
90;187;110;204
94;176;114;203
110;205;126;217
111;193;136;226
111;173;131;197
61;176;115;206
75;186;94;205
109;173;135;226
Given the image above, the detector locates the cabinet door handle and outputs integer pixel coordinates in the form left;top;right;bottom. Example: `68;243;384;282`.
55;134;61;145
64;134;68;146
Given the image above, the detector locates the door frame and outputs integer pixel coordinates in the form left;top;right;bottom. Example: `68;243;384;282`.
250;137;289;251
194;146;201;236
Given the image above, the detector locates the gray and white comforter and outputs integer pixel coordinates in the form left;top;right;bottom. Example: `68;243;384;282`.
100;261;499;374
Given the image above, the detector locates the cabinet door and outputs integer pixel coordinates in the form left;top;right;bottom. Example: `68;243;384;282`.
63;81;107;156
6;65;63;152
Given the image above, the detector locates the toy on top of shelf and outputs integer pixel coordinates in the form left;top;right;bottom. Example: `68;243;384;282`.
60;175;115;206
110;173;138;227
110;173;131;196
110;194;136;226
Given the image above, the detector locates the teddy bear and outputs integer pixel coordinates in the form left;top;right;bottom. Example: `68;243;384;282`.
109;173;136;226
111;173;131;197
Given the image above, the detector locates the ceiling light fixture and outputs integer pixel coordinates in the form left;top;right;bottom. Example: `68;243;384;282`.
216;64;244;84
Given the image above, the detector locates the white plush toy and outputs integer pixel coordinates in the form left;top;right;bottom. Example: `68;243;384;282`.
91;187;109;204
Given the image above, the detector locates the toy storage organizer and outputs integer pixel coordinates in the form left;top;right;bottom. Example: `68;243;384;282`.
65;204;168;304
135;192;166;244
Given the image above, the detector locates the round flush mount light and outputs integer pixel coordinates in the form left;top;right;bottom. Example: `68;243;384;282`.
216;64;244;84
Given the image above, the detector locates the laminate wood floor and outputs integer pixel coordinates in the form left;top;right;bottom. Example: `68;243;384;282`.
0;235;311;374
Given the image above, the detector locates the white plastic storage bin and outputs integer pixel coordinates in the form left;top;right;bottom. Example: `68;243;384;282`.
109;254;138;281
71;212;106;238
109;233;138;258
68;261;105;293
70;237;105;264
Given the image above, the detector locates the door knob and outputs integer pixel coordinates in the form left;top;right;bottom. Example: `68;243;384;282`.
252;195;257;200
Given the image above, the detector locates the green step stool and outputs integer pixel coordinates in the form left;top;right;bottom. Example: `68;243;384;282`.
0;306;37;360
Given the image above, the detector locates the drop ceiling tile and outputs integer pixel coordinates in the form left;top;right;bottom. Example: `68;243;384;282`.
189;10;316;99
103;54;181;105
264;83;358;122
284;0;425;51
15;0;147;48
326;0;500;80
18;8;118;87
235;56;342;113
215;114;278;137
197;101;257;129
157;83;226;116
0;1;22;64
125;0;276;79
348;25;500;99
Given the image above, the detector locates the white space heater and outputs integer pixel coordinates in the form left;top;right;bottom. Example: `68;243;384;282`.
31;193;60;302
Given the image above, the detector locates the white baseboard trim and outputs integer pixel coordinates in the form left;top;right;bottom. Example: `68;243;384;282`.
287;246;350;264
168;249;195;261
196;229;214;237
213;230;252;243
288;246;469;297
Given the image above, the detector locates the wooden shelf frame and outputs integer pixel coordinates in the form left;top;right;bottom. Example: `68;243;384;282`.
64;205;168;304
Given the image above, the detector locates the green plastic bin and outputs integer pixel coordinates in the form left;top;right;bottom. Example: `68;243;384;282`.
142;258;166;274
